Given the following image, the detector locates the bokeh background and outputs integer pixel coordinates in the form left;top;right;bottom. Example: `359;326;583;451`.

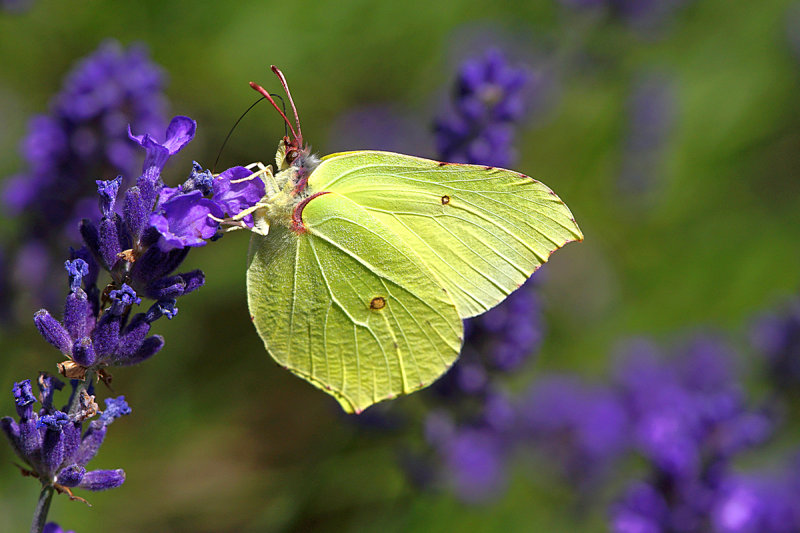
2;0;800;531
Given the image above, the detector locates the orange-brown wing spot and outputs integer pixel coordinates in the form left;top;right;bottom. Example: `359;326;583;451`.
441;195;451;205
369;296;386;310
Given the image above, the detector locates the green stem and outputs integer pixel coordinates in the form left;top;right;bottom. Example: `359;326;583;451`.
30;485;54;533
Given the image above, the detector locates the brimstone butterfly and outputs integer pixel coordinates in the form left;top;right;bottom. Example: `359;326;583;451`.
242;67;582;414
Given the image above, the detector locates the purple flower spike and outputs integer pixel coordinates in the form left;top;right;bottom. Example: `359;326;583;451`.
212;166;265;224
435;48;540;168
96;176;122;217
1;41;167;308
78;468;126;491
3;376;129;498
150;190;223;252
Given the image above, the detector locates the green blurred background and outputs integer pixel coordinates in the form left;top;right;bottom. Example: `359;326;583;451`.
1;0;799;531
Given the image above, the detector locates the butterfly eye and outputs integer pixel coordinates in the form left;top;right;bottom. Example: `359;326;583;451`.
441;195;450;205
369;297;387;310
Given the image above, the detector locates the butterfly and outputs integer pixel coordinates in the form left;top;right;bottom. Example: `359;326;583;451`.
242;66;582;414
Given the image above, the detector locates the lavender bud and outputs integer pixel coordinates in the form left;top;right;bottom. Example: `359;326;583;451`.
72;337;97;367
56;464;86;487
98;216;122;269
63;289;93;340
34;310;73;355
123;186;148;242
77;468;126;491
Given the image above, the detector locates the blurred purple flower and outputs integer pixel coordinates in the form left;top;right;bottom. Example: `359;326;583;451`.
619;72;676;197
518;374;630;482
438;426;507;503
611;482;670;533
2;40;168;308
609;334;776;532
750;299;800;390
435;49;544;168
560;0;694;28
712;472;800;533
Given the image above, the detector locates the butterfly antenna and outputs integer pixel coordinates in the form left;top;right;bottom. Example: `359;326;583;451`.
249;81;299;142
213;96;267;172
269;94;290;139
270;65;303;145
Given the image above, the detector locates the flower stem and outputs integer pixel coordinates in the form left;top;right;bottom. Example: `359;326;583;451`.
67;371;95;417
30;484;54;533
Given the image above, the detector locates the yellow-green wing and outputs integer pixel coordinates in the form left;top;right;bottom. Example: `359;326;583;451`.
246;191;462;413
307;151;583;318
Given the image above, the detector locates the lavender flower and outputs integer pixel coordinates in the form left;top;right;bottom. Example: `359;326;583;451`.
750;299;800;391
711;471;800;532
608;335;775;532
0;377;128;495
441;426;508;503
518;374;629;483
396;50;549;504
2;40;167;307
434;49;538;168
464;277;543;372
33;116;263;380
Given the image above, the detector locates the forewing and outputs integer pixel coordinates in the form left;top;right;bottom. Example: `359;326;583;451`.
308;151;583;318
246;192;462;413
